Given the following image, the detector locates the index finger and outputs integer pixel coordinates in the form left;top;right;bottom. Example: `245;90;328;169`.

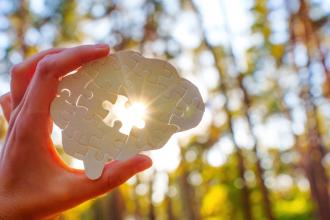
22;44;110;115
11;48;65;108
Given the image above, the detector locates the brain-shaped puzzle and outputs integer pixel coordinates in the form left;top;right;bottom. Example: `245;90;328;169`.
51;50;204;179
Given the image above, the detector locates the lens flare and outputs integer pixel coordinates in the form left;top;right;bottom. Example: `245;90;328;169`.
125;102;147;129
103;95;148;135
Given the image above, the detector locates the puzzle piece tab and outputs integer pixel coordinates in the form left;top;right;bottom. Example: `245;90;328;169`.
58;71;92;105
50;90;75;129
78;81;117;119
169;79;205;131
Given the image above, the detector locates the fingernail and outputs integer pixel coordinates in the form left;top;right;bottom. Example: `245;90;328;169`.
136;157;152;170
95;43;109;49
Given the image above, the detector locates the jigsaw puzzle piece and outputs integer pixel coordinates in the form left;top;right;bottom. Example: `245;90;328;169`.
62;132;89;160
146;83;187;124
117;121;177;161
62;107;104;158
93;55;125;95
58;71;93;104
63;107;98;138
124;67;150;101
50;90;75;129
115;146;140;161
83;57;106;78
78;81;117;119
83;121;127;180
116;127;146;161
146;59;179;88
117;53;148;101
116;50;142;72
124;60;181;124
78;59;102;80
123;57;180;103
83;148;108;180
144;120;178;149
170;79;205;131
90;121;127;160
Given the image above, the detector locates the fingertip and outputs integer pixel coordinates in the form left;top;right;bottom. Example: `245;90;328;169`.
80;43;109;53
93;44;110;55
131;154;153;171
94;43;110;49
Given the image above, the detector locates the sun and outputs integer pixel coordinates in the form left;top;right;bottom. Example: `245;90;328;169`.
103;96;148;135
125;102;147;129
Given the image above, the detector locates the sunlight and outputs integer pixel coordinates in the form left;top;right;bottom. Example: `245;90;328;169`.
103;96;147;135
121;102;147;129
116;101;147;134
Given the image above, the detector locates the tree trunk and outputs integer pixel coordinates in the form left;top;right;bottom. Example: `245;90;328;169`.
189;2;253;220
216;2;275;219
285;2;330;218
298;0;330;99
148;173;156;220
107;189;125;220
178;168;202;220
238;76;275;220
165;195;176;220
133;177;142;220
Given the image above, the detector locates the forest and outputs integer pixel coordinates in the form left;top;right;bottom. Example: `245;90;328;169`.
0;0;329;219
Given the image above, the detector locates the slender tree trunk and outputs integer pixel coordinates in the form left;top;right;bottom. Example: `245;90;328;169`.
91;199;105;220
107;189;125;220
16;0;29;57
165;195;175;220
301;81;330;220
237;76;275;220
298;0;330;99
285;2;330;219
165;174;176;220
205;56;253;220
191;0;253;220
235;146;253;220
299;3;330;218
189;2;253;220
133;177;142;220
178;167;201;220
302;62;330;220
216;2;275;219
148;172;156;220
177;148;201;220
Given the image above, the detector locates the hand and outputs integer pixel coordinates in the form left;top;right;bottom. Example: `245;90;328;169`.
0;45;152;219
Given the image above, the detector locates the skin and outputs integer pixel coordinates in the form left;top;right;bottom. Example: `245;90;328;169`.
0;44;152;219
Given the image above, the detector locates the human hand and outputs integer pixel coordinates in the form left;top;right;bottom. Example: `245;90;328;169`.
0;45;152;219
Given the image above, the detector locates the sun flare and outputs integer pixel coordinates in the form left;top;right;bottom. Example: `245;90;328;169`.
103;96;148;135
125;102;147;129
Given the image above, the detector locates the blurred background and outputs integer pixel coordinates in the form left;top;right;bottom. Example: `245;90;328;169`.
0;0;330;219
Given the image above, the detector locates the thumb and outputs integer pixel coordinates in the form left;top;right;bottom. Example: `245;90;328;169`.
0;92;12;122
70;154;152;201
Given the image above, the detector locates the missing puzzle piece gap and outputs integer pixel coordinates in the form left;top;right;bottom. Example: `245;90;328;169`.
103;95;146;135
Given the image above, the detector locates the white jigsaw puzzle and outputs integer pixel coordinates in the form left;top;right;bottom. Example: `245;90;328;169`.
51;50;205;180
